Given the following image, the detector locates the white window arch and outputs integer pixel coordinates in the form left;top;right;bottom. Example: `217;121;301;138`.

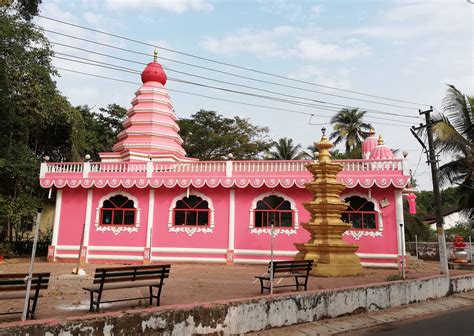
249;191;299;236
341;191;383;240
168;191;215;236
94;191;141;235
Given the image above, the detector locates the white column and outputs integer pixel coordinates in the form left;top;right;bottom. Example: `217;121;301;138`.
146;189;155;248
395;189;405;256
228;189;235;251
83;189;94;247
51;189;62;246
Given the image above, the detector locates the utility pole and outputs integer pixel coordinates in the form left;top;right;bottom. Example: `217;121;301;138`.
413;107;449;275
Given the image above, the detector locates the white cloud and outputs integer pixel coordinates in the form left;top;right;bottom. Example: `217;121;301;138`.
288;65;351;90
104;0;213;13
295;38;370;61
311;5;321;17
201;26;370;61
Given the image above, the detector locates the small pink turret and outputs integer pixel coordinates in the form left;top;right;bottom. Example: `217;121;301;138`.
369;135;394;160
361;128;377;159
100;50;195;162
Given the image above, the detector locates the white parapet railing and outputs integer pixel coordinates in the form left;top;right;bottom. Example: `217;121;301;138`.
153;161;227;173
42;158;404;178
335;159;403;171
233;160;309;172
90;162;148;173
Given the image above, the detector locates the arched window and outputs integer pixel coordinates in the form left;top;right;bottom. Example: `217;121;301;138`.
173;195;210;226
100;194;136;226
254;195;293;228
342;196;378;230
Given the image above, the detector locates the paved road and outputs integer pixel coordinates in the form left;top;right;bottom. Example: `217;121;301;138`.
249;292;474;335
353;305;474;336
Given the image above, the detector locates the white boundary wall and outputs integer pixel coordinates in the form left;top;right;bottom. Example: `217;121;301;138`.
1;274;473;336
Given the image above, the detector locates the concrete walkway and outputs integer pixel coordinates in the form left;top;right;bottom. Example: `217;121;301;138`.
249;291;474;335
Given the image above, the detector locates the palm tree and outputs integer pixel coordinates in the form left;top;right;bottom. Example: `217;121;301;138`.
267;137;305;160
329;108;372;154
432;85;473;217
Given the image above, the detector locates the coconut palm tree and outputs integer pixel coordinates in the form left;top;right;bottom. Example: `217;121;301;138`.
329;108;372;154
432;85;473;217
267;137;305;160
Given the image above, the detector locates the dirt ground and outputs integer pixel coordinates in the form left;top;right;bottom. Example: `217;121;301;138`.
0;258;472;323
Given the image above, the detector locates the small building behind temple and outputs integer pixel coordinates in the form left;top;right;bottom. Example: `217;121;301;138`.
40;55;412;268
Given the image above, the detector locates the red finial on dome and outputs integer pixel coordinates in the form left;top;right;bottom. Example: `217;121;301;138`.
141;49;167;85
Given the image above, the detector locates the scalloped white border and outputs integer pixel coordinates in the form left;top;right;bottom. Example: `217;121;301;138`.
167;191;215;236
341;191;383;240
94;191;141;235
248;191;299;236
40;177;409;190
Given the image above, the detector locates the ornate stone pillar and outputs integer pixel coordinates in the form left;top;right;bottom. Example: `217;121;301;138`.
294;129;362;276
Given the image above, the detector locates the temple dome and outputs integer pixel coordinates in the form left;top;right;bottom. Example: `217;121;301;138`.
369;135;394;160
361;128;377;159
141;50;167;85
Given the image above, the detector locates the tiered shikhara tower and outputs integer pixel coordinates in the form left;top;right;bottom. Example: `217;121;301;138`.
295;129;363;277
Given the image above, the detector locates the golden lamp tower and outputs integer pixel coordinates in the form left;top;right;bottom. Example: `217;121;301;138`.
294;128;362;277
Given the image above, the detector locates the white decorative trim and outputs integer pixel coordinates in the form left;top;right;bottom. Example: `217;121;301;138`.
151;256;226;263
40;176;410;190
235;249;297;256
56;245;80;250
167;191;215;236
94;191;141;235
87;254;143;261
341;191;384;240
51;189;62;246
248;191;299;236
357;253;398;259
395;189;405;255
146;189;155;248
361;262;398;268
88;246;144;252
152;247;226;254
83;189;94;248
55;253;79;259
228;189;235;250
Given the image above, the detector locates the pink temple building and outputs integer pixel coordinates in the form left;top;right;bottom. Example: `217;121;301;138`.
40;55;411;268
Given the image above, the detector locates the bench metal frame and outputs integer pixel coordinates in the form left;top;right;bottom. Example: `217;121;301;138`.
255;260;313;294
83;264;171;312
0;272;50;319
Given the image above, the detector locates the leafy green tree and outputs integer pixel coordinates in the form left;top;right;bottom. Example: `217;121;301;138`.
445;221;473;241
267;138;305;160
0;7;83;241
78;104;126;161
329;108;372;154
431;85;473;217
404;213;436;242
177;110;271;160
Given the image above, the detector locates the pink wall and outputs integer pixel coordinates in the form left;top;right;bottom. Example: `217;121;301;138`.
340;187;398;255
55;184;399;261
57;188;87;246
234;187;311;252
152;186;229;250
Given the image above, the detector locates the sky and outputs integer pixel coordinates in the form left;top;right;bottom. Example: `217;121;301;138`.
34;0;473;190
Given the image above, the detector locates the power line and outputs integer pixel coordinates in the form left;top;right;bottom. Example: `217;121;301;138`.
38;15;430;108
52;53;412;125
55;66;410;128
51;42;420;121
47;31;422;116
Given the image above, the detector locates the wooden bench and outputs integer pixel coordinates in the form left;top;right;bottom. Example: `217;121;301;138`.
255;260;313;294
0;272;51;319
83;264;171;312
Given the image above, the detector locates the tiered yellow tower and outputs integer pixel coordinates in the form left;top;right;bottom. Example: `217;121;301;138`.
294;128;362;277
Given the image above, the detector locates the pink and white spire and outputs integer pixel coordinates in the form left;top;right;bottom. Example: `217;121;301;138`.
100;51;195;162
361;128;377;159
